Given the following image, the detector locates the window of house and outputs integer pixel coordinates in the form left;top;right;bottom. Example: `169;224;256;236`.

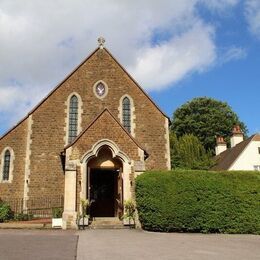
258;147;260;154
68;95;78;143
122;97;131;133
3;150;11;181
253;165;260;171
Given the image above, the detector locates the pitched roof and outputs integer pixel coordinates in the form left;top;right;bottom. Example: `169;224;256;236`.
0;46;170;141
211;134;260;170
64;108;149;158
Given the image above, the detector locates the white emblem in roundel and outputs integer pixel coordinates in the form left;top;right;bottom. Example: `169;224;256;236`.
96;82;106;97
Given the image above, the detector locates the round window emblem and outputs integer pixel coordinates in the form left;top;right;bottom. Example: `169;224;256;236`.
96;82;105;96
93;81;108;99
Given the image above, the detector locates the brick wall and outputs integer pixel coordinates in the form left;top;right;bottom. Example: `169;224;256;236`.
68;110;142;161
0;47;169;202
0;120;28;199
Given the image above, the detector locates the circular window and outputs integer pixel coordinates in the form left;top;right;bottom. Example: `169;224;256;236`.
93;81;108;99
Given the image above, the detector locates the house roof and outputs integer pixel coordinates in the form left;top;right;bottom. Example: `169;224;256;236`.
0;46;170;141
211;134;260;170
64;108;149;158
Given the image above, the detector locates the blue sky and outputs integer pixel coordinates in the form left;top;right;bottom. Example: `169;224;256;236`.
151;1;260;135
0;0;259;136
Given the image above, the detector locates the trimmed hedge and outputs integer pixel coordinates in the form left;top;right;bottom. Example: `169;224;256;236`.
136;170;260;234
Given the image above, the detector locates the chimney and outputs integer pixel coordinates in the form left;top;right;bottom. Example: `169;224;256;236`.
215;136;227;155
230;125;243;148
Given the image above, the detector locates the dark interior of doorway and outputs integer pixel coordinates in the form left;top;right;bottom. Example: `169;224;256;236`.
89;168;119;217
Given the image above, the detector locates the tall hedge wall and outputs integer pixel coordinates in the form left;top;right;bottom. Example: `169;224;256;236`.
135;170;260;234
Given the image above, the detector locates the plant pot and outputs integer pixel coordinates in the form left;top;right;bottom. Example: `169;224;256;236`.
78;217;89;229
52;218;62;228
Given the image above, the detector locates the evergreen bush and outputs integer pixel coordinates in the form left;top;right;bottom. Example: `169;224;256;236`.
136;170;260;234
0;200;14;222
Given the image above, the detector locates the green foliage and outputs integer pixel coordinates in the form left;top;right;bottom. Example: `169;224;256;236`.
52;207;63;218
171;97;247;152
136;170;260;234
123;199;136;225
14;213;34;221
0;200;14;222
80;198;89;217
170;133;213;170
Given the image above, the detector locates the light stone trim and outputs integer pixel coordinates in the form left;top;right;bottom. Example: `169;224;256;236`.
23;115;33;211
164;117;171;170
64;92;83;146
80;139;131;164
93;80;108;99
80;139;131;210
0;146;15;183
118;94;136;137
62;139;135;229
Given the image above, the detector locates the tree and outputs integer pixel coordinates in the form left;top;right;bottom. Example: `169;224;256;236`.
170;133;213;170
171;97;247;152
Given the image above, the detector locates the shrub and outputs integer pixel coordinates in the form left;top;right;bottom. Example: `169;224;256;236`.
14;213;34;221
123;199;136;225
0;200;14;222
136;170;260;234
52;207;63;218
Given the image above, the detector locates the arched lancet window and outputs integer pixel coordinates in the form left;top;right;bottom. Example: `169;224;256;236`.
68;95;78;143
3;150;11;181
122;97;131;133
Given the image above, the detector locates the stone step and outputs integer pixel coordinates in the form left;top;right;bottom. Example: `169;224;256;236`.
92;217;121;221
89;217;127;229
89;225;128;230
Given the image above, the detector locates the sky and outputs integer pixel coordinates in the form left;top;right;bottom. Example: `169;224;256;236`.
0;0;259;136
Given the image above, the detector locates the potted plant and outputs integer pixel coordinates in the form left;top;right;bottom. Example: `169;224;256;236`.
78;198;89;229
123;199;136;228
52;207;63;228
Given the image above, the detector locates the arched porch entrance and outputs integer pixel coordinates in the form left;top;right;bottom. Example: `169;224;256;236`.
87;146;123;218
63;139;133;229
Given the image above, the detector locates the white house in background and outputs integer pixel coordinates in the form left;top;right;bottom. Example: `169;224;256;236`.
212;126;260;171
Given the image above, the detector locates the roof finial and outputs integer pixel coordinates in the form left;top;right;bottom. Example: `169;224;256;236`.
98;37;105;49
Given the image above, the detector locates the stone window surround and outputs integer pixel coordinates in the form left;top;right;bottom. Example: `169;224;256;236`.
64;92;83;146
93;80;108;99
0;147;15;183
118;94;136;137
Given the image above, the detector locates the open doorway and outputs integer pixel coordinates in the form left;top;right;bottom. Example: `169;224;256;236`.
87;146;123;218
89;168;118;217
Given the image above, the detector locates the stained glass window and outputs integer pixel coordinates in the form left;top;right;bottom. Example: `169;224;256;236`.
122;97;131;133
68;95;78;143
3;150;11;181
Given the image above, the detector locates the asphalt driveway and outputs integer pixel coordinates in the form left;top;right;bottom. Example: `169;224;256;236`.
0;229;78;260
77;229;260;260
0;229;259;260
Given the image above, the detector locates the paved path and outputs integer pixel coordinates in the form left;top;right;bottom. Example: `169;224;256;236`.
0;229;78;260
77;229;260;260
0;229;259;260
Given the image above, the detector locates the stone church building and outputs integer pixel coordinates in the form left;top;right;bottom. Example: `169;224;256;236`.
0;38;170;228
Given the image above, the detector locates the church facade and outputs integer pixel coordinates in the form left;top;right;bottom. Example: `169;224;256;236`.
0;39;170;228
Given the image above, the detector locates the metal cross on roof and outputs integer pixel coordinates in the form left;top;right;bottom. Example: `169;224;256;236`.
98;37;105;49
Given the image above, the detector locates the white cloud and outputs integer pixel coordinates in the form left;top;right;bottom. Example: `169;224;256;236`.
0;0;242;130
219;46;247;64
129;23;216;90
245;0;260;38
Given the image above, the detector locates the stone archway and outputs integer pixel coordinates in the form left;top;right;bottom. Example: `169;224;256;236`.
80;140;132;220
62;139;133;229
87;146;123;218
